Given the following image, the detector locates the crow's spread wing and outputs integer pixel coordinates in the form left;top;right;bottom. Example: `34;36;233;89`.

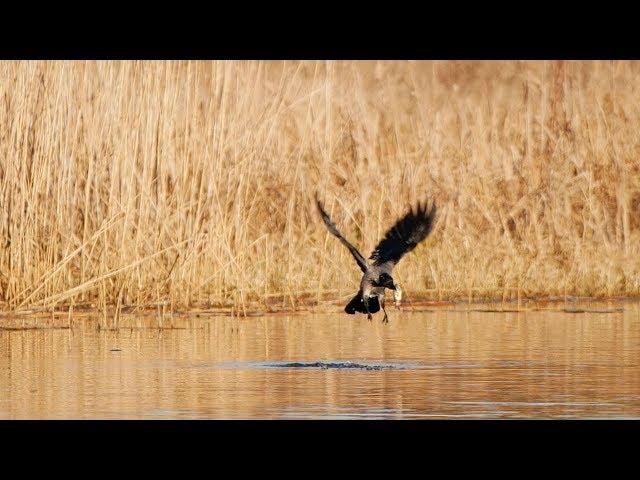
315;196;369;273
369;201;437;267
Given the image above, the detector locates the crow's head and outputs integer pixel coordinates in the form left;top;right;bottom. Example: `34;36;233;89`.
375;272;396;290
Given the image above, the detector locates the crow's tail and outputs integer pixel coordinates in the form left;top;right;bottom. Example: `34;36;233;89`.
344;291;380;315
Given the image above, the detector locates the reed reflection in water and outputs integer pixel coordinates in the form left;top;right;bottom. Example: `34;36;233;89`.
1;304;639;419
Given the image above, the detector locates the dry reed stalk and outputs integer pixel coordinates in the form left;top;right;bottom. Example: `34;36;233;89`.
0;60;638;313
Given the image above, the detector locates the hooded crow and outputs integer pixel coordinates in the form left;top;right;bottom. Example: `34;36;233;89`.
316;194;437;323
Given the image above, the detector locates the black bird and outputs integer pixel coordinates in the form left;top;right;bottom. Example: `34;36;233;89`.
316;194;437;323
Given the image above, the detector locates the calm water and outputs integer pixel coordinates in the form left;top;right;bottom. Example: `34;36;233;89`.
1;304;640;419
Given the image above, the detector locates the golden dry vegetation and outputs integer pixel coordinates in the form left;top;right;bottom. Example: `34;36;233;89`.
1;60;639;314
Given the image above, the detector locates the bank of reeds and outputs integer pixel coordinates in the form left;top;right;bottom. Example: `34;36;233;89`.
1;60;639;313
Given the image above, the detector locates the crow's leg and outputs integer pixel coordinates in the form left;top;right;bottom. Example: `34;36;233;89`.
381;296;389;324
364;297;372;321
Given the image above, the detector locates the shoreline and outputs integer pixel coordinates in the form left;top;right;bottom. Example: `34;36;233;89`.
0;295;637;330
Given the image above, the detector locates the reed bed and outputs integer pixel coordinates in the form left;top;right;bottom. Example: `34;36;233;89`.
0;60;639;313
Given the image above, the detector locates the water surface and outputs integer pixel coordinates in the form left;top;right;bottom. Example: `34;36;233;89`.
1;304;639;419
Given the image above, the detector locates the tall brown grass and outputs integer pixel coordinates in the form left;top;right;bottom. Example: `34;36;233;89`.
1;60;639;313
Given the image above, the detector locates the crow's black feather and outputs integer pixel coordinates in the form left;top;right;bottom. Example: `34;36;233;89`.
345;291;380;314
369;201;437;266
315;195;369;273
